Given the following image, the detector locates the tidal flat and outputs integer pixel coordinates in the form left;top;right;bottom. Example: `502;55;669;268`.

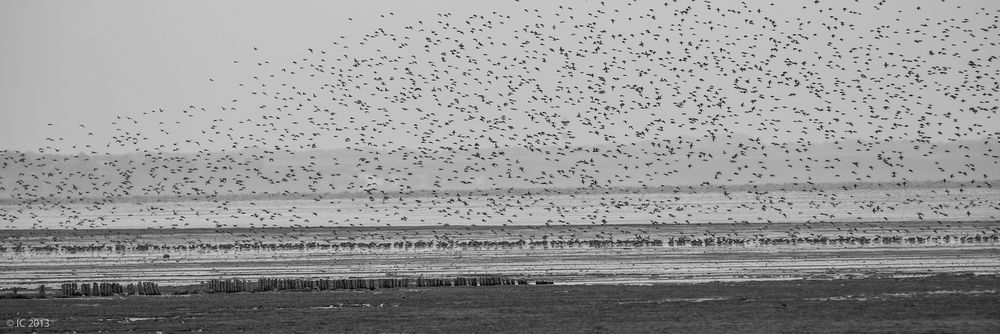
2;274;998;333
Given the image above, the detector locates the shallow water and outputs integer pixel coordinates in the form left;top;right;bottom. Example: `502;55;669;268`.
3;187;998;229
2;187;998;287
2;224;998;287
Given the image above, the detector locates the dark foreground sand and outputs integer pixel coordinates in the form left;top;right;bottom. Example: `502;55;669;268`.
2;274;998;333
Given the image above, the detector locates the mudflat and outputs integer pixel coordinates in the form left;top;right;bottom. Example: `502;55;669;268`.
2;274;998;333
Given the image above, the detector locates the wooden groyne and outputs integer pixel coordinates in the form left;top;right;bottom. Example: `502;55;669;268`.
201;276;531;293
205;278;251;293
59;281;160;296
12;276;532;298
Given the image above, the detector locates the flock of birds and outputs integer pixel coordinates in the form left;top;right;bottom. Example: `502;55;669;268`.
1;0;999;250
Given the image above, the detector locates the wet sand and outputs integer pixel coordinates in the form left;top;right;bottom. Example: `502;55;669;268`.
2;275;998;333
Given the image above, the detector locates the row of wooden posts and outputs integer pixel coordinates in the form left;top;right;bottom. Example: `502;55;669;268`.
59;282;160;296
204;276;532;293
413;277;528;287
28;276;535;298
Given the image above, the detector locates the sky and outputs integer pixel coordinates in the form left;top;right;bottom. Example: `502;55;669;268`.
1;0;998;154
0;0;465;153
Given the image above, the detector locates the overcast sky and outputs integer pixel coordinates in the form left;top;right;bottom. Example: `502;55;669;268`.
1;0;997;154
1;0;467;153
